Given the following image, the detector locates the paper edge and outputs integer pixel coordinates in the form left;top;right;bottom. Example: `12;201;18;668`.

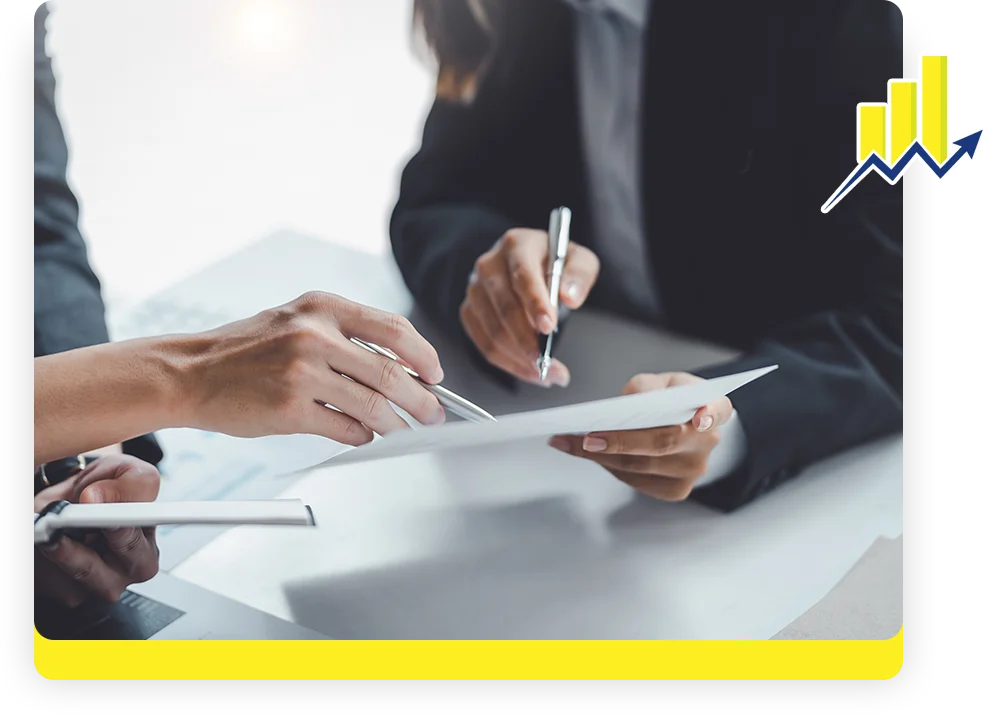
300;365;779;472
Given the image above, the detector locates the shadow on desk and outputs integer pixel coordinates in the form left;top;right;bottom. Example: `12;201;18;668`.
281;496;689;639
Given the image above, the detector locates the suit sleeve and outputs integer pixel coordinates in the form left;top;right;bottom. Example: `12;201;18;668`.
691;0;902;511
390;97;517;336
33;4;163;466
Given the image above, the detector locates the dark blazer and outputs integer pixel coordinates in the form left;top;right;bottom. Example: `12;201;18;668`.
34;4;162;466
391;0;903;511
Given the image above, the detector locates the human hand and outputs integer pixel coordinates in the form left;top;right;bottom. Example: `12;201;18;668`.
460;228;600;386
177;291;446;444
35;454;161;608
548;373;733;501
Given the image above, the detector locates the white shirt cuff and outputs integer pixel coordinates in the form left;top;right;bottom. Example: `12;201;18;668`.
693;409;748;489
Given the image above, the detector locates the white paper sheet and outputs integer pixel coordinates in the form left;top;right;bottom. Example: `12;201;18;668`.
305;365;778;470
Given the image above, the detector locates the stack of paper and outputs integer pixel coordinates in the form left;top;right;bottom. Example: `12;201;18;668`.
772;535;903;640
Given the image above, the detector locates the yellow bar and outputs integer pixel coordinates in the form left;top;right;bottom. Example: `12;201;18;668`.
951;55;984;134
890;81;917;163
858;104;887;161
922;56;948;164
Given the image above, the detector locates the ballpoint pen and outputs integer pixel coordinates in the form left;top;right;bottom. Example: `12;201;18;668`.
349;337;497;424
537;206;571;382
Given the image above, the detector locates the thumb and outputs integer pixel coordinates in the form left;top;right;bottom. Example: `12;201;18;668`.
80;468;160;505
559;244;600;310
692;396;734;432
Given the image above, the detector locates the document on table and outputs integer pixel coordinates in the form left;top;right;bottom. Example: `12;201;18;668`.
305;365;777;470
772;535;903;640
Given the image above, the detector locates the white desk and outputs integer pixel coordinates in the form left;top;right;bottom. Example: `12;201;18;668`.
119;231;902;639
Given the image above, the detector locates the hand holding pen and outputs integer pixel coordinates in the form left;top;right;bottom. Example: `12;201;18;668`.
459;209;600;386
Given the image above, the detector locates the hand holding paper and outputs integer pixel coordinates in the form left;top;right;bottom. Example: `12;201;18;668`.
306;365;777;470
548;371;742;501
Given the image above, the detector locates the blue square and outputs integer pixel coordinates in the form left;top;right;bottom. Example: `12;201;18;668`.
939;166;984;216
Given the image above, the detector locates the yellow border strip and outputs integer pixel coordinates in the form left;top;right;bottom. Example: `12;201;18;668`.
36;628;902;680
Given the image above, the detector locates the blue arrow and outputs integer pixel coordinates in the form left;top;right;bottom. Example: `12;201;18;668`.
821;130;982;213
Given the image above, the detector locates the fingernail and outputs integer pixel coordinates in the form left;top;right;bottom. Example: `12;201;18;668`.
548;436;571;453
564;283;580;302
537;313;554;334
434;366;445;383
430;405;447;425
697;415;714;432
550;370;570;388
583;436;608;452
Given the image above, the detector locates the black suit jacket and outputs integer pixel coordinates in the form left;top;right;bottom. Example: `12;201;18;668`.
390;0;902;511
34;4;162;466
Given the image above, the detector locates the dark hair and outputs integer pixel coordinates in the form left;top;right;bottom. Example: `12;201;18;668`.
413;0;501;100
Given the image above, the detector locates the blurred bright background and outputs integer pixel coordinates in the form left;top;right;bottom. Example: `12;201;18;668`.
45;0;435;308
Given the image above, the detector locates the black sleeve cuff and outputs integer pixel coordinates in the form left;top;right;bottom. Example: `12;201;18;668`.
122;433;164;467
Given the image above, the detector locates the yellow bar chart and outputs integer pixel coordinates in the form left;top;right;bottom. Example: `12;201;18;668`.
858;105;887;161
922;56;948;164
890;81;917;162
855;56;949;165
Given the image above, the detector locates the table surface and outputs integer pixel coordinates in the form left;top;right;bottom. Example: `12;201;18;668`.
125;231;901;639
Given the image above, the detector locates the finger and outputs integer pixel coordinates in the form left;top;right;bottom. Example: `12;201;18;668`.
548;435;708;479
307;401;374;445
479;272;540;358
39;536;128;603
331;340;446;427
503;233;555;334
608;469;695;502
621;372;677;396
35;551;88;608
559;244;600;309
320;370;415;434
334;300;444;384
102;527;159;583
77;462;160;506
577;424;691;457
691;396;734;432
461;288;544;384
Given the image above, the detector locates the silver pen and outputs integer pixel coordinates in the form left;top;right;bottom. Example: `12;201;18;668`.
349;337;497;424
537;206;571;381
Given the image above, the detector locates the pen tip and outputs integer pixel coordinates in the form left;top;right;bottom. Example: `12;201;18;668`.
537;357;551;382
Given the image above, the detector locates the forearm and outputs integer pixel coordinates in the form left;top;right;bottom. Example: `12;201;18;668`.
34;336;190;465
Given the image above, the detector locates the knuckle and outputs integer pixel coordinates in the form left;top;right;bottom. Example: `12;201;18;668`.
475;252;498;278
69;562;97;585
295;290;335;312
626;374;652;394
500;230;521;251
284;321;323;355
382;312;413;340
377;359;404;393
363;390;390;422
114;529;145;556
341;419;372;446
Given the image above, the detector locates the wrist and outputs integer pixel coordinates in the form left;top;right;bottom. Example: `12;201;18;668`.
144;333;208;429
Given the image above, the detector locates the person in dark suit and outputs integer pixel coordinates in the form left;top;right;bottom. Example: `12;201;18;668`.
34;3;163;466
391;0;903;511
